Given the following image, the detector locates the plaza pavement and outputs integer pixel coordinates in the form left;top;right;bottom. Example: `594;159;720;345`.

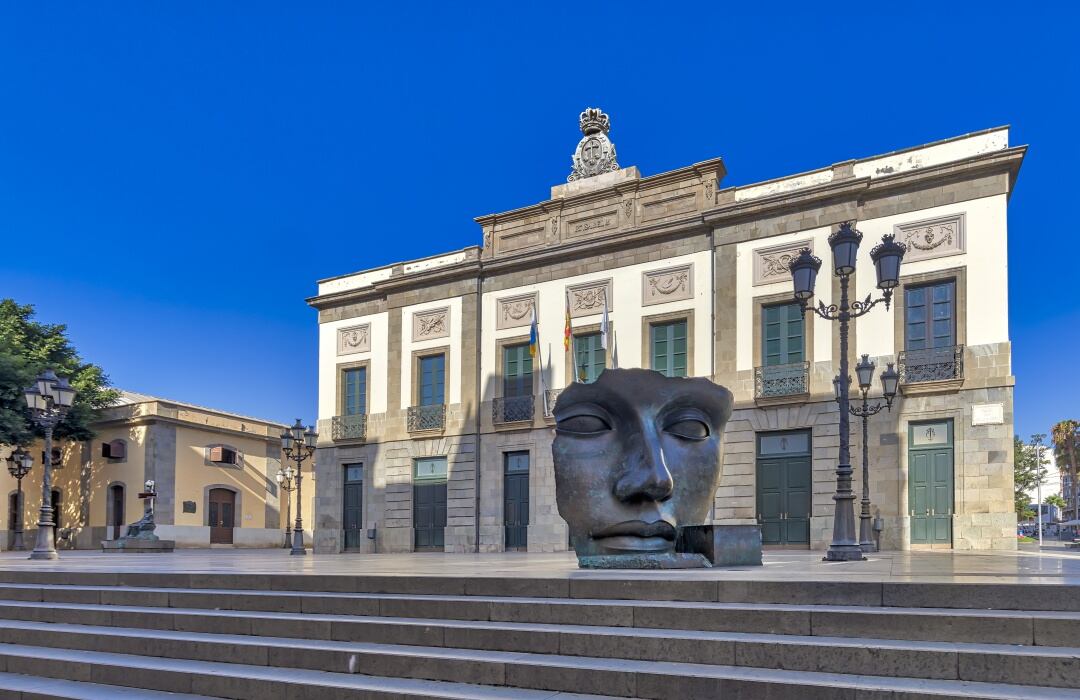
0;546;1079;584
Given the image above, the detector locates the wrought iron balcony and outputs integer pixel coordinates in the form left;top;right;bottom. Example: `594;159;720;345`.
898;345;964;384
492;395;534;424
543;389;563;418
407;404;445;432
331;414;368;442
754;361;810;399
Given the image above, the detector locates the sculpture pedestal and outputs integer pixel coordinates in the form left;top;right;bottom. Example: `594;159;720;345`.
102;538;175;553
676;525;763;567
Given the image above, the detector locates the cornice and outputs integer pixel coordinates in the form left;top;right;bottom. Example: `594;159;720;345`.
474;158;726;226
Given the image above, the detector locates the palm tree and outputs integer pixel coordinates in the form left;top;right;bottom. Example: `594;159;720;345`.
1051;420;1080;521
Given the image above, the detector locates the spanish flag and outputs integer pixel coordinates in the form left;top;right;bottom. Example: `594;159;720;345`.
528;307;539;358
563;291;572;351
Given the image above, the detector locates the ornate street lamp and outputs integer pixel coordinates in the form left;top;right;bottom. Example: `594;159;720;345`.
275;466;296;549
5;448;33;551
842;355;899;552
789;224;906;562
280;419;317;556
23;369;76;560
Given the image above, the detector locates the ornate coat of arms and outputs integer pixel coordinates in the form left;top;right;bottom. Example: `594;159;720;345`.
568;108;620;182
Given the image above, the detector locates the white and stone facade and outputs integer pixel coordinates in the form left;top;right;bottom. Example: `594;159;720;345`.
309;113;1025;554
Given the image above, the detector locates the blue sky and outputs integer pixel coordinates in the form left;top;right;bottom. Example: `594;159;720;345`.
0;3;1077;439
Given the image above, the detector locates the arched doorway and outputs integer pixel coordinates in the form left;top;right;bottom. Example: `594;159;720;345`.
208;488;235;544
109;484;125;539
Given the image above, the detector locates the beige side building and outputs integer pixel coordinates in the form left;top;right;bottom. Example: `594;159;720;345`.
310;110;1024;554
0;391;313;550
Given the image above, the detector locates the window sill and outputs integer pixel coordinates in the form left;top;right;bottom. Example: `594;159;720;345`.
754;392;811;408
900;378;964;396
493;419;533;431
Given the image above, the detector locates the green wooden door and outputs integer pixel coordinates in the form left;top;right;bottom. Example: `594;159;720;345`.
756;431;811;547
909;421;953;545
343;464;363;550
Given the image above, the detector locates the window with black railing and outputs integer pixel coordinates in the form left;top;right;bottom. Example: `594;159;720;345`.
755;302;809;399
902;281;963;383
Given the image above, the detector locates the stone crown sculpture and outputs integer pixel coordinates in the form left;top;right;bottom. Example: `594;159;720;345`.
568;107;619;182
551;368;758;569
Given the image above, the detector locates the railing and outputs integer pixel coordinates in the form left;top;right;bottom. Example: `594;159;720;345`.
754;361;810;399
331;414;367;442
898;344;964;384
407;404;446;432
492;395;534;424
543;389;563;418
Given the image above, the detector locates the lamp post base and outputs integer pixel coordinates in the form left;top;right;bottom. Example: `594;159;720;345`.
859;514;876;553
12;532;25;551
283;528;291;548
290;528;306;556
824;545;865;562
29;548;58;561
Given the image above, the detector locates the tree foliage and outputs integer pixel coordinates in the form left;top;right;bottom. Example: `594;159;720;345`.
1014;435;1048;520
0;299;118;445
1046;493;1067;511
1052;420;1080;520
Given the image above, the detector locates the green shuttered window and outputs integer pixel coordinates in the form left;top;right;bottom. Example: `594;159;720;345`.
651;320;687;378
762;303;803;366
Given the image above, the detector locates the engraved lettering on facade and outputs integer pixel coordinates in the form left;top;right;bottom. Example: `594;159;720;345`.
574;217;612;234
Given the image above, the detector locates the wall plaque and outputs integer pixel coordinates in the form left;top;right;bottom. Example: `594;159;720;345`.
972;403;1004;426
642;264;693;306
182;501;196;514
566;279;613;319
412;307;450;341
496;293;537;330
337;324;371;355
895;213;965;263
753;240;812;286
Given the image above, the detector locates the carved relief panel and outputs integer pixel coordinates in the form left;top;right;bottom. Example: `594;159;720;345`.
496;293;538;330
642;264;693;306
566;279;613;319
412;307;450;342
337;324;371;356
895;214;965;263
752;240;812;286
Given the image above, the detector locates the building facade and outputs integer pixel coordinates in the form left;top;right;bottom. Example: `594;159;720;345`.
1;391;312;550
310;110;1025;554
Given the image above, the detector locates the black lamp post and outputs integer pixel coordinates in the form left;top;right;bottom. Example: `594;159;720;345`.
281;419;316;556
789;224;905;562
841;355;899;552
275;466;296;549
23;369;76;560
5;448;32;551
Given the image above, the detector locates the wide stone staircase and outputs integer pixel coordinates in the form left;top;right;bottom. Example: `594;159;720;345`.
0;570;1076;698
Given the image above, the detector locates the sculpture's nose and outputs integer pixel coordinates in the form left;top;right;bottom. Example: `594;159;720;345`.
614;437;674;503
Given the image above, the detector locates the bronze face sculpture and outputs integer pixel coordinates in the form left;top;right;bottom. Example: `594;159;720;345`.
551;368;734;567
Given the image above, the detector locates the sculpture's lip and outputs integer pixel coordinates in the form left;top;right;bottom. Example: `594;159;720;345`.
592;520;676;540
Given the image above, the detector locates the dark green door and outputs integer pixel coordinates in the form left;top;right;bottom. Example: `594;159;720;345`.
343;464;363;550
504;452;530;550
909;421;953;545
413;483;446;549
413;457;448;550
756;431;812;547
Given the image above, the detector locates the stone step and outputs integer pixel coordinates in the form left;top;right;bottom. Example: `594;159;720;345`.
0;639;1074;700
0;570;1078;610
0;671;216;699
4;598;1080;677
0;643;617;700
0;617;1078;691
0;582;1076;646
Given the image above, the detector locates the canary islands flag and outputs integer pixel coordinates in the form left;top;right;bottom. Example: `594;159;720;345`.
529;307;539;358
